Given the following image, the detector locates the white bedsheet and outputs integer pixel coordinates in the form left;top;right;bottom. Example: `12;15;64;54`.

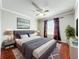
15;36;56;59
15;36;41;46
33;39;56;59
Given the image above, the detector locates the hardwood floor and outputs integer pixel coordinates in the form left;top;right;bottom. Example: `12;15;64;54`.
1;43;70;59
1;48;16;59
60;43;70;59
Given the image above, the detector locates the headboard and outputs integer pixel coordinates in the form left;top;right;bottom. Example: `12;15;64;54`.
13;30;36;39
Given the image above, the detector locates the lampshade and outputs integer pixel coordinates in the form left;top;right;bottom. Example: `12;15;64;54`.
4;31;13;35
4;30;14;40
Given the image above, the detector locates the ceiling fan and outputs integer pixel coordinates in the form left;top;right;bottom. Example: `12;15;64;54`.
31;1;49;16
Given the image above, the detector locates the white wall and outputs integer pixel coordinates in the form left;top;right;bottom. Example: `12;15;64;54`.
0;9;1;57
0;10;1;48
38;12;75;42
60;13;74;42
1;10;37;41
74;0;78;20
38;20;44;37
0;0;2;49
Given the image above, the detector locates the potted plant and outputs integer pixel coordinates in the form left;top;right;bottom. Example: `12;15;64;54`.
65;25;75;44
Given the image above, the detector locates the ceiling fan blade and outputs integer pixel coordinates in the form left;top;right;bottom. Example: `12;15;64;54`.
31;1;43;12
32;1;41;10
44;10;49;12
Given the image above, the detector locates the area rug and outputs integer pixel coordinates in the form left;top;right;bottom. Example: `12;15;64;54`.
12;43;61;59
12;48;25;59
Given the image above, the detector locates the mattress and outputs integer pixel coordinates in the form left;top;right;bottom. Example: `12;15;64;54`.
15;36;56;59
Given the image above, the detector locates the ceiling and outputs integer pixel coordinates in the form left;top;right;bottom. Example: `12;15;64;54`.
2;0;76;19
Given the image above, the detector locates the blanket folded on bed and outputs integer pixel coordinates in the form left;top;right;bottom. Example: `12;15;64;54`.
22;38;50;59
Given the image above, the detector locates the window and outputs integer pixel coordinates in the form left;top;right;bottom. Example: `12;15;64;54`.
47;20;54;38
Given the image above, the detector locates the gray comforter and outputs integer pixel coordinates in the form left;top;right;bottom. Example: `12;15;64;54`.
22;38;57;59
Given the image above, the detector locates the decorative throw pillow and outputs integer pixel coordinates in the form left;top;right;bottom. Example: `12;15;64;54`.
20;34;29;39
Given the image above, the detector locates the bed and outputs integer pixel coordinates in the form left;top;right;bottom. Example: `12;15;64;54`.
13;30;57;59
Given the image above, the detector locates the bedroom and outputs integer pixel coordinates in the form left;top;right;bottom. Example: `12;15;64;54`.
0;0;78;59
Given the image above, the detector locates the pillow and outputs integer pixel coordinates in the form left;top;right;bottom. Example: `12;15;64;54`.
15;33;21;39
30;32;38;37
20;34;29;39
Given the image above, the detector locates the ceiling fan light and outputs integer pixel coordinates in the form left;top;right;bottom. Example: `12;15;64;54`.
44;10;49;12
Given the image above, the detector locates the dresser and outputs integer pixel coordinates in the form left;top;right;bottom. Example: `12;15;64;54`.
69;39;78;59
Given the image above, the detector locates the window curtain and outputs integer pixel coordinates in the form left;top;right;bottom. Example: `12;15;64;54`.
53;18;61;40
44;20;47;37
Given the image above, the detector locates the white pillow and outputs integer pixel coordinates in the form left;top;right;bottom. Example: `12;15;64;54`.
30;32;38;37
20;35;29;39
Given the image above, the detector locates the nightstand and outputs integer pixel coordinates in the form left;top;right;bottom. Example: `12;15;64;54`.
2;40;15;49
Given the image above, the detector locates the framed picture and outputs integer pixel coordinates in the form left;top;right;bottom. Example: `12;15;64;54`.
17;18;30;29
76;18;78;36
